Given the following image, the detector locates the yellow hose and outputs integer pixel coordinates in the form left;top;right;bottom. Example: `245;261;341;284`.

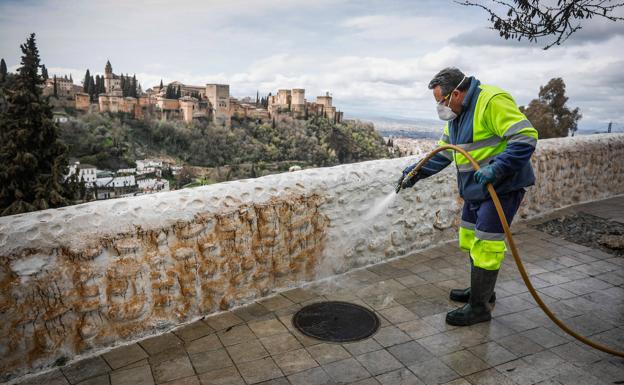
405;144;624;358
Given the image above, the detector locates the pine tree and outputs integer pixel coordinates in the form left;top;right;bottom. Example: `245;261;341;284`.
0;58;7;83
41;64;48;80
0;33;70;216
83;69;91;92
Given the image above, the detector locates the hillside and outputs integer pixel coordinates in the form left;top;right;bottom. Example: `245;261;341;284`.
58;113;395;173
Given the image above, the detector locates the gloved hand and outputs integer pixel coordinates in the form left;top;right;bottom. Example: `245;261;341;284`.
474;164;498;185
402;170;422;189
399;163;422;189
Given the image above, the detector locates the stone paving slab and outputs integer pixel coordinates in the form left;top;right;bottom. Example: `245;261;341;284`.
8;196;624;385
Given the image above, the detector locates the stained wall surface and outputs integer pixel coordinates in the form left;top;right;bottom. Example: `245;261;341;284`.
1;134;623;380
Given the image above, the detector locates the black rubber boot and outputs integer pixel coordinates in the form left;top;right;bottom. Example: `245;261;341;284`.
446;265;499;326
449;287;496;304
449;258;496;304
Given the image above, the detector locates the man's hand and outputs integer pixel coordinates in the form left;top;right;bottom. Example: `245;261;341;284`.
474;164;498;185
402;171;422;189
397;163;422;191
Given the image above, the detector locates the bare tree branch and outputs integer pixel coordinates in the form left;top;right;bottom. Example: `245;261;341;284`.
457;0;624;49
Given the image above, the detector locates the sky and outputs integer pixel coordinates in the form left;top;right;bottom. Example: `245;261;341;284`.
1;0;623;130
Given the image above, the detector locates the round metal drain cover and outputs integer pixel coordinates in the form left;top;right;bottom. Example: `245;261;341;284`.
292;301;380;342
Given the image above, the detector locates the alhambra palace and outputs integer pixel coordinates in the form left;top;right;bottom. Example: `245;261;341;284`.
44;61;344;127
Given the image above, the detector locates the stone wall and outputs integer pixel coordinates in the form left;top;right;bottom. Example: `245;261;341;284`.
1;134;623;380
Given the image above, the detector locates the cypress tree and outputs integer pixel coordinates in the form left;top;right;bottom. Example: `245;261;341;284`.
159;79;163;90
0;58;7;83
0;33;70;216
89;75;95;99
83;69;91;92
131;74;137;97
97;74;105;94
69;73;73;83
94;75;100;96
41;64;48;80
176;85;181;99
166;84;176;99
120;74;126;96
87;75;95;101
53;74;57;97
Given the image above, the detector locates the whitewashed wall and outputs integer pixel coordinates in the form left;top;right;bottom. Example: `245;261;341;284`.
1;134;623;381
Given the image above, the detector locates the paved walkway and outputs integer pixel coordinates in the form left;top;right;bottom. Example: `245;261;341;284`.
13;196;624;385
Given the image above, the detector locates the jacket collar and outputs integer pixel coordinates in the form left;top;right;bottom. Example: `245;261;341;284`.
461;76;480;109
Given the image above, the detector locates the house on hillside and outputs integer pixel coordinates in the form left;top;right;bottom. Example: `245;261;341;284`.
65;161;97;187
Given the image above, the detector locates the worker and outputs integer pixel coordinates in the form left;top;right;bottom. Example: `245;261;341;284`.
397;67;538;326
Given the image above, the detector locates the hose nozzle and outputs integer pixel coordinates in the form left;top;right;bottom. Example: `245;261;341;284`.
395;174;407;194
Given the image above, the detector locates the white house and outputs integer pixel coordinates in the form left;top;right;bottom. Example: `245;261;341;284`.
137;178;169;192
65;161;97;187
136;167;162;177
170;166;183;175
136;159;163;172
95;175;136;188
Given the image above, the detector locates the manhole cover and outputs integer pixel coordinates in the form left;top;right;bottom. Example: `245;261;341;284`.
292;301;380;342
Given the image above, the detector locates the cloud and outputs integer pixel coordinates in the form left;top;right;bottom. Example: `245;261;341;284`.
566;17;624;44
449;27;537;48
1;0;623;128
341;14;467;44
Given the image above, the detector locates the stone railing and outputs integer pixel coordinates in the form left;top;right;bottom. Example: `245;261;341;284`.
1;133;623;381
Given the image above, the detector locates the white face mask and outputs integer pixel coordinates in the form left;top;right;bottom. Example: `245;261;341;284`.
436;99;457;121
436;76;466;121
